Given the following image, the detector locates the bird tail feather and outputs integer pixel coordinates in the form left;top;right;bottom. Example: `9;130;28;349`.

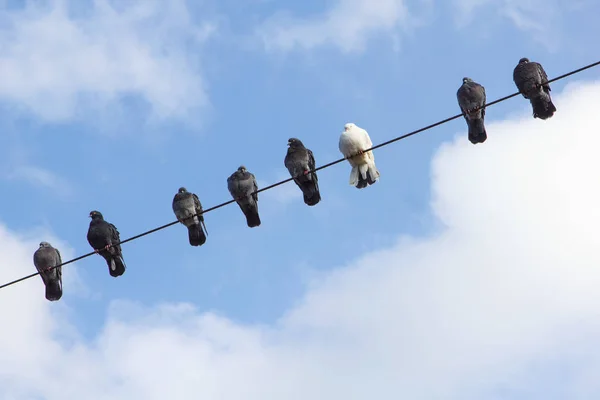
108;255;126;277
354;160;379;189
242;203;261;228
366;160;380;184
188;224;207;246
301;181;321;206
467;118;487;144
349;166;360;186
200;219;208;236
358;163;369;180
45;278;63;301
531;92;556;120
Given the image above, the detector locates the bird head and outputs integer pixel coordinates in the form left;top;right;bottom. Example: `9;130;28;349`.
178;187;188;193
238;165;247;173
89;210;103;220
39;241;51;248
462;77;472;84
344;123;355;132
287;138;303;147
519;57;529;64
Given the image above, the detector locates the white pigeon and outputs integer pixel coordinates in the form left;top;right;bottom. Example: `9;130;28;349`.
338;122;380;189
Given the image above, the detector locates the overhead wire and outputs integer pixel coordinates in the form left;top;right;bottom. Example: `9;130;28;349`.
1;59;599;292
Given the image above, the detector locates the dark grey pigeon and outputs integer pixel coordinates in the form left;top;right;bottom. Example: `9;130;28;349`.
227;166;261;228
513;57;556;120
172;187;208;246
457;77;487;144
87;210;126;277
33;241;63;301
284;138;321;206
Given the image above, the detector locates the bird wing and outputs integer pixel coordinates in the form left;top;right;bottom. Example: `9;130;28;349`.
33;249;50;285
457;85;470;122
193;192;208;235
513;64;532;96
251;173;258;202
54;248;62;282
307;149;318;181
354;126;372;149
358;127;375;162
481;84;486;118
106;223;123;255
193;193;204;222
109;223;121;242
464;82;487;119
535;62;550;91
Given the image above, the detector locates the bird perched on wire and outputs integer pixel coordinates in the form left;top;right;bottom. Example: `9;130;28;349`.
284;138;321;206
513;57;556;120
339;122;380;189
172;187;208;246
457;77;487;144
227;166;261;228
33;241;63;301
87;210;126;277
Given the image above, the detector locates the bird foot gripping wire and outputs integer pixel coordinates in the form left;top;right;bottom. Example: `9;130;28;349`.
94;244;112;254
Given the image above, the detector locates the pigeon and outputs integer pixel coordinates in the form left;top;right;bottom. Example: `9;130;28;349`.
33;241;63;301
87;210;126;277
227;166;261;227
172;187;208;246
457;77;487;144
284;138;321;206
513;57;556;120
339;122;380;189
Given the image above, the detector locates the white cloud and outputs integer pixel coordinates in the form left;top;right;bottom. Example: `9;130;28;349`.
3;79;600;398
0;0;216;123
5;164;75;198
452;0;572;47
257;0;427;53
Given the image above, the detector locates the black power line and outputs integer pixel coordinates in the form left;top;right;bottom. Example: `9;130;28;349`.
1;59;599;292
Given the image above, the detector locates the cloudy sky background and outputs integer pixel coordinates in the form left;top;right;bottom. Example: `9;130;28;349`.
1;0;600;398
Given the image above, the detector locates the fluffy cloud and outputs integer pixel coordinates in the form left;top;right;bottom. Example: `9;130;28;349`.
257;0;425;53
451;0;584;47
258;0;593;53
4;164;75;199
0;0;216;123
2;79;600;398
454;0;558;29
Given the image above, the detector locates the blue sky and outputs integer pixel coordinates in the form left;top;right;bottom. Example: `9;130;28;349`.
1;0;600;398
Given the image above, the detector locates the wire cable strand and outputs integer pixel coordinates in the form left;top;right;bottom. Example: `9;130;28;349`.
1;59;599;291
